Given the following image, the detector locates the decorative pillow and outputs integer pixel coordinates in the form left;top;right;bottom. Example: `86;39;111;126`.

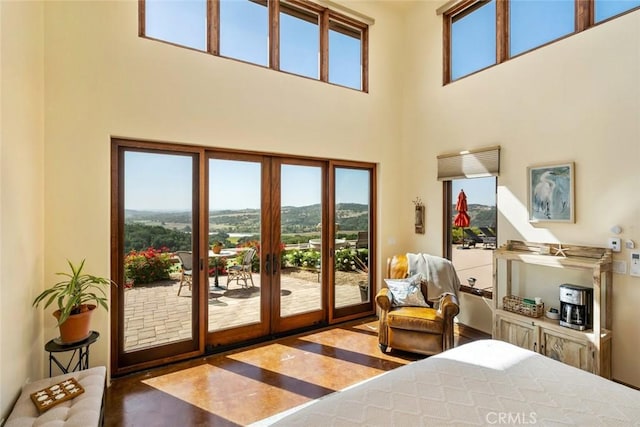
384;274;429;307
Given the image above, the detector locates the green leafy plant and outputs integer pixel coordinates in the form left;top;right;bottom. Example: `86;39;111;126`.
32;259;115;325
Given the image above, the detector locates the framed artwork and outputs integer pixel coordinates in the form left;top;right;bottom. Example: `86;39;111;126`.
528;162;575;223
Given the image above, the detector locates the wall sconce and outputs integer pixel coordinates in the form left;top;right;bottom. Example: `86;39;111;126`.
413;197;425;234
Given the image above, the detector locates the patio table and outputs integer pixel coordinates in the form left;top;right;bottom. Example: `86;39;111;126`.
210;250;235;290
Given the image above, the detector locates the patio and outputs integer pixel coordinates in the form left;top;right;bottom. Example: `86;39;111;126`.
123;269;367;352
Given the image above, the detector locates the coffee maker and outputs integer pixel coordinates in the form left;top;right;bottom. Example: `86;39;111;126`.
559;284;592;331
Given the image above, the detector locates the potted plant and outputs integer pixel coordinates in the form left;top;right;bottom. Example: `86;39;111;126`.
33;259;115;344
211;241;223;254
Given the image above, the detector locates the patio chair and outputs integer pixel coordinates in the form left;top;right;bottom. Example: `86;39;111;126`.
175;251;193;296
355;231;368;249
226;248;256;288
463;229;483;248
479;227;497;249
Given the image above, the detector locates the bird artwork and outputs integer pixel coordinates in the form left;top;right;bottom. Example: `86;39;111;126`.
533;170;556;219
529;164;573;222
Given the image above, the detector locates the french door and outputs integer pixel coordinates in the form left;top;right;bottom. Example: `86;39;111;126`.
111;140;375;374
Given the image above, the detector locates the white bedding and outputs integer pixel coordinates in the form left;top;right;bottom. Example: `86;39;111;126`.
267;340;640;426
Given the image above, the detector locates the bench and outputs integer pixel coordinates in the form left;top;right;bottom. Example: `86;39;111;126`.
4;366;106;427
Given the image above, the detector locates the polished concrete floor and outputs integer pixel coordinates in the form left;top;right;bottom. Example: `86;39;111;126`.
105;319;489;426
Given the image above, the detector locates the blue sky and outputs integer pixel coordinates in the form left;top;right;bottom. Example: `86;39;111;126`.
145;0;362;89
452;177;496;207
451;0;640;79
125;153;369;211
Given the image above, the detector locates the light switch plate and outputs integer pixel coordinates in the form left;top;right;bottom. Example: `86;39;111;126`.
630;252;640;277
608;237;621;252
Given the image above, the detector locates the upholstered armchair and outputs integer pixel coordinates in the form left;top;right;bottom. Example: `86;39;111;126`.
376;254;460;356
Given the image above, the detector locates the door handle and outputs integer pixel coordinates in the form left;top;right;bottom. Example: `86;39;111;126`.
272;253;279;275
265;253;271;275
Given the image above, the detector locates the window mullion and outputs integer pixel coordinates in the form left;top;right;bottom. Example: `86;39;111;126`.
210;0;220;55
320;10;329;82
443;14;452;84
576;0;592;32
139;0;146;37
361;26;369;92
270;0;280;70
496;0;508;63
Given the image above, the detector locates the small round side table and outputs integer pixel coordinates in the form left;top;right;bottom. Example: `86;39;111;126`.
44;331;100;377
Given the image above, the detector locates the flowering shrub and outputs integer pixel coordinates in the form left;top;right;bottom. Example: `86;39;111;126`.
335;248;368;272
124;247;174;284
284;249;321;269
208;256;228;276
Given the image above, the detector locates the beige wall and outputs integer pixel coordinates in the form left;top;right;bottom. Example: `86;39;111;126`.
41;0;407;380
400;3;640;387
0;0;45;419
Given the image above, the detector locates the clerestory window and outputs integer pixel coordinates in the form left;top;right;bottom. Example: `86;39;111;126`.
140;0;369;92
443;0;640;83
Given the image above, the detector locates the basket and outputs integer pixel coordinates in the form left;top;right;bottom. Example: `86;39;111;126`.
502;295;544;318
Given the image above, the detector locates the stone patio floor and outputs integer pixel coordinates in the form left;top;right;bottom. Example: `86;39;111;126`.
124;270;366;352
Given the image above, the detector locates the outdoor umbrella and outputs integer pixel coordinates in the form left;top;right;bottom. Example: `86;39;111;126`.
453;189;470;228
453;189;470;248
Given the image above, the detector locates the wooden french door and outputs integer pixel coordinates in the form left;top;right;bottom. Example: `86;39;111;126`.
205;155;326;348
111;140;203;376
112;140;376;374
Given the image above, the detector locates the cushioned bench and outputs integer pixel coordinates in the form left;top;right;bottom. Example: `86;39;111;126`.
4;366;106;427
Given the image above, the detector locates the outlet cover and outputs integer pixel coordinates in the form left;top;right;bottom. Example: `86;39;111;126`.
613;260;627;274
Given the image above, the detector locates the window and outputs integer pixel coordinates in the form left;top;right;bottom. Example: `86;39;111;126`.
329;20;364;90
595;0;640;22
219;0;269;66
451;0;496;81
447;177;497;298
144;0;207;51
510;0;575;57
438;146;500;298
280;4;319;79
443;0;640;83
140;0;369;92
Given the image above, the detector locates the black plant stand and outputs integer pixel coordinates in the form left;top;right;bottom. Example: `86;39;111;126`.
45;331;99;377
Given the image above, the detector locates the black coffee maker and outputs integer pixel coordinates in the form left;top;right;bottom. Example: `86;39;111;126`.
559;284;592;331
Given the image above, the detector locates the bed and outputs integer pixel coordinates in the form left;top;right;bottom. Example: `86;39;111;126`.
264;340;640;426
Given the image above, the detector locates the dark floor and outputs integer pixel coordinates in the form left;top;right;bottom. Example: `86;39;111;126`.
105;319;489;426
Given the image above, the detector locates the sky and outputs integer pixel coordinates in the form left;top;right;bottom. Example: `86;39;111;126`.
452;176;496;207
451;0;640;80
125;153;369;211
145;0;362;90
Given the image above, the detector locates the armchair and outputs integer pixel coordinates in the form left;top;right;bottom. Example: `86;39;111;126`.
375;254;460;356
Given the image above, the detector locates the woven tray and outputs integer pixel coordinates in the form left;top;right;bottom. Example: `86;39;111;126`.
503;295;544;318
30;377;84;413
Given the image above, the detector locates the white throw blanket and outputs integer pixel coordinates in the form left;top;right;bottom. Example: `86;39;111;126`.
407;253;460;303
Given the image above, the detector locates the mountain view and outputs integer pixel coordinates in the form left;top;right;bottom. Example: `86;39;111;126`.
124;203;369;253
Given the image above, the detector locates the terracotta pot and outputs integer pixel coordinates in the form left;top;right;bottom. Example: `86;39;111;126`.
212;244;222;254
53;304;96;344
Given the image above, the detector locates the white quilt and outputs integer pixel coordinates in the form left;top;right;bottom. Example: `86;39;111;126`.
267;340;640;426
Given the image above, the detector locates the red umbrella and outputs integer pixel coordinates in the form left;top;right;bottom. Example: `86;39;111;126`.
453;189;470;228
